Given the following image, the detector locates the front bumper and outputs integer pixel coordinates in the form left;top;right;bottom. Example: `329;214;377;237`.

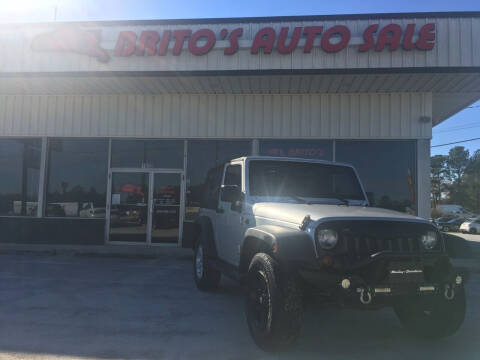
297;252;463;306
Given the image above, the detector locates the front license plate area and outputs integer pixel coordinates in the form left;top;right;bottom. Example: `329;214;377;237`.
387;262;424;284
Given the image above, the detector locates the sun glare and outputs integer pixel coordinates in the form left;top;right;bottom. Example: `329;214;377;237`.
3;0;62;13
0;0;79;22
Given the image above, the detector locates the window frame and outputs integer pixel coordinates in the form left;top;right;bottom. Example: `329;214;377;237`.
0;137;420;220
110;139;185;170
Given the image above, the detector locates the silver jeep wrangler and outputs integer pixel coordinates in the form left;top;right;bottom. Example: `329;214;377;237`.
189;156;466;351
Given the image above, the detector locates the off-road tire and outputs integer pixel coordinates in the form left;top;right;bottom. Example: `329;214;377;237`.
193;241;221;291
394;285;466;339
245;253;303;352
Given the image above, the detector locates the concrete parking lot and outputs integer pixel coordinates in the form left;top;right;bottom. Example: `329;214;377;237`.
450;232;480;243
0;250;479;360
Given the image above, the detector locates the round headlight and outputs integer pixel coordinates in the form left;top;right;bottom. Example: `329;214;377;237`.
421;231;438;250
317;229;338;250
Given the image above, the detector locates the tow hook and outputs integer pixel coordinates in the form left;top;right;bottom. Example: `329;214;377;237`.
444;284;455;301
357;288;372;305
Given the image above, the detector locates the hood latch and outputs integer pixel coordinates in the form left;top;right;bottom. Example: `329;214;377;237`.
299;215;311;231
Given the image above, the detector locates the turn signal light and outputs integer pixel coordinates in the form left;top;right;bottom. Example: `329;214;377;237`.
321;255;333;266
272;243;278;253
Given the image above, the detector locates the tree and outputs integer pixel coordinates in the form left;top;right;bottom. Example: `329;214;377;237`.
430;155;448;209
464;150;480;213
445;147;470;206
446;146;470;184
466;149;480;174
431;147;480;216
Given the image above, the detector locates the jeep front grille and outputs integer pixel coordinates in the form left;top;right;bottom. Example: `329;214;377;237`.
343;234;421;260
315;220;442;260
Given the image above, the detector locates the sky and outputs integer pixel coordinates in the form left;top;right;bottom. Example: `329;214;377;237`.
431;101;480;157
0;0;479;157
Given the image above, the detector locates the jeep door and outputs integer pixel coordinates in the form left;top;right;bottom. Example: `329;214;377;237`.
216;163;246;266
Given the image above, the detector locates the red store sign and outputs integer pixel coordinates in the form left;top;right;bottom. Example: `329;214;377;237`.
31;23;436;63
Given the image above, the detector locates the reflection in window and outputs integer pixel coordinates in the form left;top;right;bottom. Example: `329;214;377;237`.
111;140;184;169
249;160;364;200
46;139;108;217
0;138;41;216
224;165;242;187
260;140;333;160
335;141;417;214
186;140;251;220
152;173;181;244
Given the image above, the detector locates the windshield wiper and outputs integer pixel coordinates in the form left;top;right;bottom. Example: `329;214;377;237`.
287;195;308;204
307;196;349;206
332;196;349;206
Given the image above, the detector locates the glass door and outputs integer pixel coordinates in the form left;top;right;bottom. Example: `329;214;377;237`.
151;172;183;244
106;170;184;245
108;172;149;243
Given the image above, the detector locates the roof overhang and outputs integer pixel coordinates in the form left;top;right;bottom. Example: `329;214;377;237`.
1;69;478;125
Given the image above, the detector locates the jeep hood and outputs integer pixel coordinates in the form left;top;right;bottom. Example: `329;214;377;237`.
252;202;425;225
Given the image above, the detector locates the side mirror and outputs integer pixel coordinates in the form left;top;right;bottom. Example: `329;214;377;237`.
220;185;241;203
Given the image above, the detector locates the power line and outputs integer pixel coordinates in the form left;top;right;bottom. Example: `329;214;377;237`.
431;137;480;148
434;123;480;134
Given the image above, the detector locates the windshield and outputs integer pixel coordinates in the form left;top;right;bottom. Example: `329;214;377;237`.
248;160;366;202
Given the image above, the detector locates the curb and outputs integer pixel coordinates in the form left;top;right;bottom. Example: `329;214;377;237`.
0;244;479;273
0;243;191;259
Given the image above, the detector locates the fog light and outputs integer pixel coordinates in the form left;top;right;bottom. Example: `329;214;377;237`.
341;278;351;289
455;275;462;285
419;286;435;292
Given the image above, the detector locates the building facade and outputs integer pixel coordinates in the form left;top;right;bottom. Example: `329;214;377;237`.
0;12;479;246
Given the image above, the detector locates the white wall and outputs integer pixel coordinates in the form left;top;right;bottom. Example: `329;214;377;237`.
417;139;431;219
0;92;432;139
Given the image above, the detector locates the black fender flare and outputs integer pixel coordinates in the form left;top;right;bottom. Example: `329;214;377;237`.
239;225;317;275
194;215;218;258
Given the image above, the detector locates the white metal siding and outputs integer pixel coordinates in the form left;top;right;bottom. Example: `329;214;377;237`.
0;92;432;139
417;139;431;219
0;17;478;73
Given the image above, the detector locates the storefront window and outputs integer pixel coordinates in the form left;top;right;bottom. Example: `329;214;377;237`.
186;140;251;220
0;138;41;216
259;140;333;160
46;139;108;217
111;140;184;169
335;141;417;214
